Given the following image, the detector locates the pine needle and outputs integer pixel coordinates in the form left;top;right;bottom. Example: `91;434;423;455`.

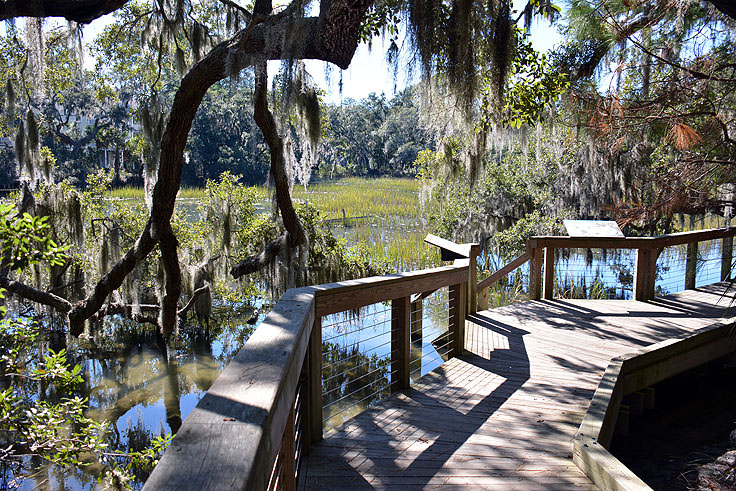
669;123;703;150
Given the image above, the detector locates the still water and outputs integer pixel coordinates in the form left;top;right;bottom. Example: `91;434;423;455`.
13;305;259;490
8;205;733;489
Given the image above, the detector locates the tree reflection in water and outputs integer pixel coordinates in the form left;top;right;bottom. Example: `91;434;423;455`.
11;306;257;489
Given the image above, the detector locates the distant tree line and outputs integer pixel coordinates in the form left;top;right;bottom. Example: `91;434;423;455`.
319;89;432;179
0;16;432;190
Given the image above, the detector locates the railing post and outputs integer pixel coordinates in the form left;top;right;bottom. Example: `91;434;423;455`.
391;296;411;392
686;241;697;290
529;247;543;300
449;281;467;356
467;243;480;315
477;286;488;311
648;248;659;300
410;297;422;379
634;248;652;301
543;247;555;300
307;316;322;444
722;236;733;281
410;297;423;344
280;405;296;491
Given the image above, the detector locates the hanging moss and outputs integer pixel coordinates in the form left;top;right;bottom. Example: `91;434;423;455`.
406;0;515;115
25;18;44;94
221;200;232;254
67;194;83;247
99;230;109;277
190;22;204;62
5;81;15;120
140;98;165;209
192;259;213;323
14;119;25;177
175;47;187;78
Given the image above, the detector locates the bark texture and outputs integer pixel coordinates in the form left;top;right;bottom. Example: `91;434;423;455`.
5;0;374;337
709;0;736;21
0;275;72;313
229;59;307;279
230;232;288;278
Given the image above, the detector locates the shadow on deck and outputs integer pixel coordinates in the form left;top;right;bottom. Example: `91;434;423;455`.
300;283;735;490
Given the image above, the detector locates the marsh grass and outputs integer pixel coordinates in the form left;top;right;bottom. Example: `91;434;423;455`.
108;178;438;272
109;178;420;218
344;219;442;271
108;186;210;200
292;177;427;219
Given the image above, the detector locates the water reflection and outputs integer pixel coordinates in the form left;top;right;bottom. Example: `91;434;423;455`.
12;306;258;490
321;289;452;431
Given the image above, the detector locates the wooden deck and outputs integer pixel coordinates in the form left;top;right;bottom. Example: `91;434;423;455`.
300;283;736;490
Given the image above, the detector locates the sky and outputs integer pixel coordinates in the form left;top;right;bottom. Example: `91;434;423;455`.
77;2;564;104
304;10;564;103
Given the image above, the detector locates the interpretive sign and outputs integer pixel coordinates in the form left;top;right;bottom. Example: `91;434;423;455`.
563;220;624;237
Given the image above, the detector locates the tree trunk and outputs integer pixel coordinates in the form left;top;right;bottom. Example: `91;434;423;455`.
8;0;375;336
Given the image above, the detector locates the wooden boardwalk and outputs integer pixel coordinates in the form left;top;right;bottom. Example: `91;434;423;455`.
300;283;736;490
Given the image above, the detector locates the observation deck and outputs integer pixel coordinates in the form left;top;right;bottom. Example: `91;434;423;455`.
144;226;736;491
300;284;735;489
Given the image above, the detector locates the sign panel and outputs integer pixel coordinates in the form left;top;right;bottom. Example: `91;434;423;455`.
563;220;624;237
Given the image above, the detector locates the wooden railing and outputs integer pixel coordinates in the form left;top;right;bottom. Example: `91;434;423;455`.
142;226;736;490
143;264;468;490
475;226;736;308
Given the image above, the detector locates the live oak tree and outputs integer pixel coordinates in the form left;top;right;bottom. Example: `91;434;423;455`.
0;0;517;339
2;0;734;341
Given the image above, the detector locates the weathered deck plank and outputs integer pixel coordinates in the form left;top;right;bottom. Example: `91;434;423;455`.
300;283;735;490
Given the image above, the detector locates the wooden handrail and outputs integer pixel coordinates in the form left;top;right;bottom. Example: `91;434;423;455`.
143;287;317;491
145;263;469;491
313;265;467;316
473;225;736;305
528;226;736;250
476;252;532;291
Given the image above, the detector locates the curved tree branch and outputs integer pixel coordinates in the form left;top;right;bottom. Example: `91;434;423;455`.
177;284;210;319
8;0;375;335
253;59;306;247
230;231;288;279
0;0;129;23
0;275;72;313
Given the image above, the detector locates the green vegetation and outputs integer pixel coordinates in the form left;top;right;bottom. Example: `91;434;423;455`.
0;213;170;490
292;177;426;219
2;0;736;487
351;225;441;272
106;186;213;200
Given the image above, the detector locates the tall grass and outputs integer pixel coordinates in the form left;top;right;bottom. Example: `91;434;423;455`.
349;222;442;271
108;178;421;217
292;177;428;219
107;186;209;199
107;178;439;273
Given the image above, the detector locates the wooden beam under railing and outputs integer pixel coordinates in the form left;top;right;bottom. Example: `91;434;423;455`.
475;252;533;310
476;225;736;306
476;252;533;292
529;226;736;250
